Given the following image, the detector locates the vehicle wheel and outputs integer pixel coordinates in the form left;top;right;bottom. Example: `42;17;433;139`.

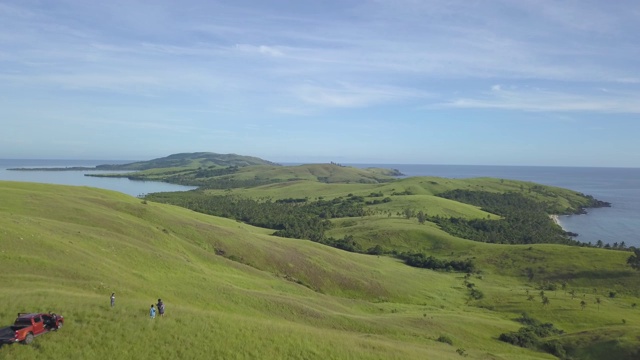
24;333;34;345
56;322;63;331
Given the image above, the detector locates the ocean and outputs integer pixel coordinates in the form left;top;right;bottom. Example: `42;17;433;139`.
1;160;638;247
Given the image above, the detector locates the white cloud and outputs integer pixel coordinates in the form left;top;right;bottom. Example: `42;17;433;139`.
294;83;429;108
234;44;284;57
258;45;283;57
270;107;315;116
446;86;640;113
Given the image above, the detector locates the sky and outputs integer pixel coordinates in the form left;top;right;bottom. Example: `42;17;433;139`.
1;0;639;167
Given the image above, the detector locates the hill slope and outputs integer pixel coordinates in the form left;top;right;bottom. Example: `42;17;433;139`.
1;181;638;359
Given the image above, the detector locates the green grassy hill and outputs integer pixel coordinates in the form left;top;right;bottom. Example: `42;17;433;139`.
90;161;397;187
221;163;398;184
1;181;639;359
97;152;279;170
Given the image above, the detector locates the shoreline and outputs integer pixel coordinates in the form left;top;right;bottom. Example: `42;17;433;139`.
549;214;566;231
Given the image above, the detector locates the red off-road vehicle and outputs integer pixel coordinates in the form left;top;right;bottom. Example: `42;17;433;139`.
0;312;64;345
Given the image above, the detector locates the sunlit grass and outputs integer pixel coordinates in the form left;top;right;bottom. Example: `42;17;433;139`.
1;180;639;359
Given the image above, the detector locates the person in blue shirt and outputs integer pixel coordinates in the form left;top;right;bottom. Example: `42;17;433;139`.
150;304;156;319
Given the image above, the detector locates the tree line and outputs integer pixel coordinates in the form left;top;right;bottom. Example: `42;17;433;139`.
146;192;368;241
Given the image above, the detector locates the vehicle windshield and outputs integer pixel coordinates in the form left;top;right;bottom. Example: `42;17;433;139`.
14;319;32;327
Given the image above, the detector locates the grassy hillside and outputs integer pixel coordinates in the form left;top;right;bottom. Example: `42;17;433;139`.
1;181;639;359
218;163;399;183
97;152;279;170
210;175;600;212
81;151;400;188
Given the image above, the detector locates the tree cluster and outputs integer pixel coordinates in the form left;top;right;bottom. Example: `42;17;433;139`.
432;190;578;245
145;192;367;242
499;313;566;358
398;252;476;273
627;248;640;270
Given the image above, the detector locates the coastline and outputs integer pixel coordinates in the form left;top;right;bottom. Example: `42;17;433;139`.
549;215;565;230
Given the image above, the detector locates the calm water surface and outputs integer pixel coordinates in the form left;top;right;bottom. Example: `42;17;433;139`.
0;159;196;197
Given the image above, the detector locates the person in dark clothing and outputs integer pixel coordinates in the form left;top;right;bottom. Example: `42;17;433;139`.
157;299;165;317
43;313;58;330
43;314;54;329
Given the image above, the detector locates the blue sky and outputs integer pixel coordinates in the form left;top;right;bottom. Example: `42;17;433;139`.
1;0;639;166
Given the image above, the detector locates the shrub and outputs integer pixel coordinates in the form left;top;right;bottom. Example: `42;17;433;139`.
367;245;385;255
500;314;564;357
542;340;567;359
538;281;558;291
437;335;453;345
469;289;484;300
498;328;539;349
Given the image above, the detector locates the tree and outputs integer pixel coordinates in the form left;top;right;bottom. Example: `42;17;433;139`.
596;240;604;248
542;296;550;308
569;290;576;299
525;268;535;281
403;208;414;219
561;281;567;294
627;248;640;270
416;210;426;224
580;300;586;310
596;297;602;312
367;244;384;255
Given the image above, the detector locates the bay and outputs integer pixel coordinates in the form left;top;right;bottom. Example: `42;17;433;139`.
0;159;196;197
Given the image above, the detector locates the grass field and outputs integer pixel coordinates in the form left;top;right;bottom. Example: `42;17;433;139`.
1;180;639;359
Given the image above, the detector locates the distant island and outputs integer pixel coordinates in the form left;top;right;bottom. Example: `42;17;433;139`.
8;152;279;171
8;152;406;186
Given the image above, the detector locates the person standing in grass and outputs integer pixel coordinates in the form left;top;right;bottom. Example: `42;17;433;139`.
157;299;165;317
110;293;116;308
150;304;156;319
